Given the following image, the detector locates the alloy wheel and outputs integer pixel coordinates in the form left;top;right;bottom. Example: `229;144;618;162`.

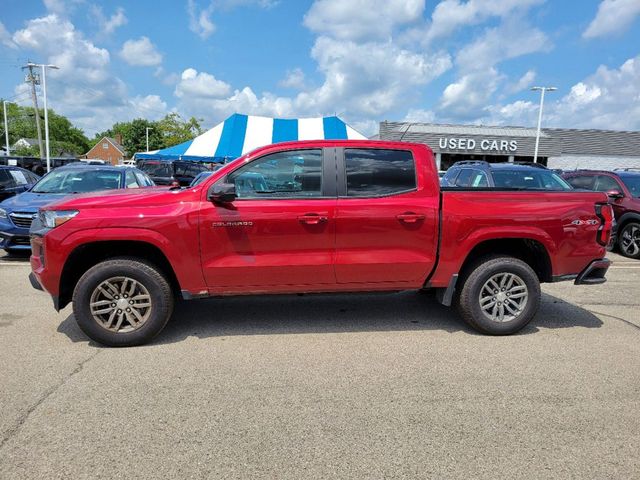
621;224;640;257
478;272;528;323
89;276;152;333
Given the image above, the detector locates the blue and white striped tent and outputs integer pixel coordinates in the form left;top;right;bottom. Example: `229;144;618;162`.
135;113;366;163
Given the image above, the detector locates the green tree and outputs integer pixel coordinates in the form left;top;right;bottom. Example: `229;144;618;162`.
1;100;90;156
157;113;203;148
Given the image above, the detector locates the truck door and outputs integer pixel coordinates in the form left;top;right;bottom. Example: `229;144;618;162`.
199;147;337;290
334;147;439;285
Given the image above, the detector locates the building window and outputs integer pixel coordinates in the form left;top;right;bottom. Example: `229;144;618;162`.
103;142;109;149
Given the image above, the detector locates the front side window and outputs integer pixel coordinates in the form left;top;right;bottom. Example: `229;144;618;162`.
344;149;415;197
227;149;323;199
594;175;622;192
620;175;640;197
125;170;139;188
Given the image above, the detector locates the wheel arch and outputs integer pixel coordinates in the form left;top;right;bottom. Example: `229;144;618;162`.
58;240;181;311
458;237;553;284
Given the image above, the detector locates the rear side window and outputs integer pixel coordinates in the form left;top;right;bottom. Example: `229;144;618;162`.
0;169;14;188
453;168;474;187
566;175;595;190
344;149;416;197
125;170;139;188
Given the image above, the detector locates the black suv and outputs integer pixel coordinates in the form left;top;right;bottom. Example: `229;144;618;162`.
441;161;572;190
136;160;210;186
0;166;40;201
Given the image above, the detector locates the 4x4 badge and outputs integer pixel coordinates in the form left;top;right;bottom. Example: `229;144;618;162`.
571;219;598;226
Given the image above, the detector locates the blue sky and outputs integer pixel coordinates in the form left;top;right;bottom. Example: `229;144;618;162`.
1;0;639;137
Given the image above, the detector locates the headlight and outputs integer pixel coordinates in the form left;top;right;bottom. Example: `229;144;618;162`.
0;208;7;219
39;210;79;228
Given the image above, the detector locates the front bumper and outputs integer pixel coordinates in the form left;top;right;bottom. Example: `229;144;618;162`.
574;258;611;285
0;220;31;250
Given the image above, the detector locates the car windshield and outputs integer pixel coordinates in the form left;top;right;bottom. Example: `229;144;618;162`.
31;169;122;193
492;169;572;190
139;161;172;177
620;175;640;197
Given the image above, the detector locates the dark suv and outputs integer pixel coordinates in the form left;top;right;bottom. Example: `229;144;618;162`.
441;161;572;190
563;169;640;259
136;160;210;186
0;166;40;201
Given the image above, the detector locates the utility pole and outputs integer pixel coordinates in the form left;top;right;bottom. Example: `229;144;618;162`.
146;127;152;152
23;63;45;159
2;101;9;156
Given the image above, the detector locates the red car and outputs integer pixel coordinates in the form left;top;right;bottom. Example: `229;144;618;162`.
29;140;613;346
563;169;640;259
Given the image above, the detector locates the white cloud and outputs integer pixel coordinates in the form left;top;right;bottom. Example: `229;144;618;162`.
440;68;504;119
304;0;425;41
455;21;551;72
90;5;128;36
279;68;306;90
43;0;84;15
486;55;640;130
187;0;216;39
425;0;544;42
404;108;436;123
583;0;640;39
0;21;16;48
119;37;162;67
507;70;536;94
175;68;232;98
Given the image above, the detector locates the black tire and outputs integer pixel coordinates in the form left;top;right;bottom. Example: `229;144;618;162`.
617;222;640;259
456;256;541;335
72;257;174;347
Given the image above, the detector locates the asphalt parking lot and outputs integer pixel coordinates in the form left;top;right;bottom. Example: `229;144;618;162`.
0;252;639;479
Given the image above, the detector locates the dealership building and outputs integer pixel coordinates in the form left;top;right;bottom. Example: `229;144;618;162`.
379;121;640;171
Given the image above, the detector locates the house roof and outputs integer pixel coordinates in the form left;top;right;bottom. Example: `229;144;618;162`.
90;136;126;154
14;138;40;147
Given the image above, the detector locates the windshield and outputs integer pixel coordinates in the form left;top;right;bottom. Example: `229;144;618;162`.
32;169;122;194
492;169;572;190
139;161;172;177
620;175;640;197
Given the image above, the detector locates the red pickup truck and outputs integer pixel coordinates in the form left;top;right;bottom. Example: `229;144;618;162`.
29;140;613;346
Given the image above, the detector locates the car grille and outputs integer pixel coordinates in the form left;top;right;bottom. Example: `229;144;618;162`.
9;212;36;229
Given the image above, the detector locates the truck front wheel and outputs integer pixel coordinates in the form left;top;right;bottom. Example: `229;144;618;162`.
456;256;540;335
72;258;174;347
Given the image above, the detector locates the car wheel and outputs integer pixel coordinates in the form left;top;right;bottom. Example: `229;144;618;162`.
456;256;541;335
72;257;174;347
618;222;640;259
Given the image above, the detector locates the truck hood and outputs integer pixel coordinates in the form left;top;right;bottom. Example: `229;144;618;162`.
44;186;182;210
0;191;68;213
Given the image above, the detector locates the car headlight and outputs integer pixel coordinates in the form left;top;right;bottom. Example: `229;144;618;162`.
39;210;79;228
0;208;7;219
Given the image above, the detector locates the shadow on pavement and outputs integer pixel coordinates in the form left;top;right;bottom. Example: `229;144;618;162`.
0;251;31;262
57;291;603;346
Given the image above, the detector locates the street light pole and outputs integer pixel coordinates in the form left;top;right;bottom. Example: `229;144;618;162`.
3;101;9;156
146;127;152;152
531;86;557;163
40;64;59;173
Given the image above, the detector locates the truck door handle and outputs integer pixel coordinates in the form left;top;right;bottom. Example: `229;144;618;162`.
396;213;425;224
298;214;328;225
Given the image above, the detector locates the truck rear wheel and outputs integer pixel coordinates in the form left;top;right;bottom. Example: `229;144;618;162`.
456;256;540;335
72;258;174;347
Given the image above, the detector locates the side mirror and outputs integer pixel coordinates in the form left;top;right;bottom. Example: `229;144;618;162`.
208;182;236;203
606;189;624;199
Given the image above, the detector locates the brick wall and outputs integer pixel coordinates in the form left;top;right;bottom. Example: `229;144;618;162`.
85;139;124;166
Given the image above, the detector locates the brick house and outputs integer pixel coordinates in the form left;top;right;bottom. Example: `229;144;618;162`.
84;134;126;165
